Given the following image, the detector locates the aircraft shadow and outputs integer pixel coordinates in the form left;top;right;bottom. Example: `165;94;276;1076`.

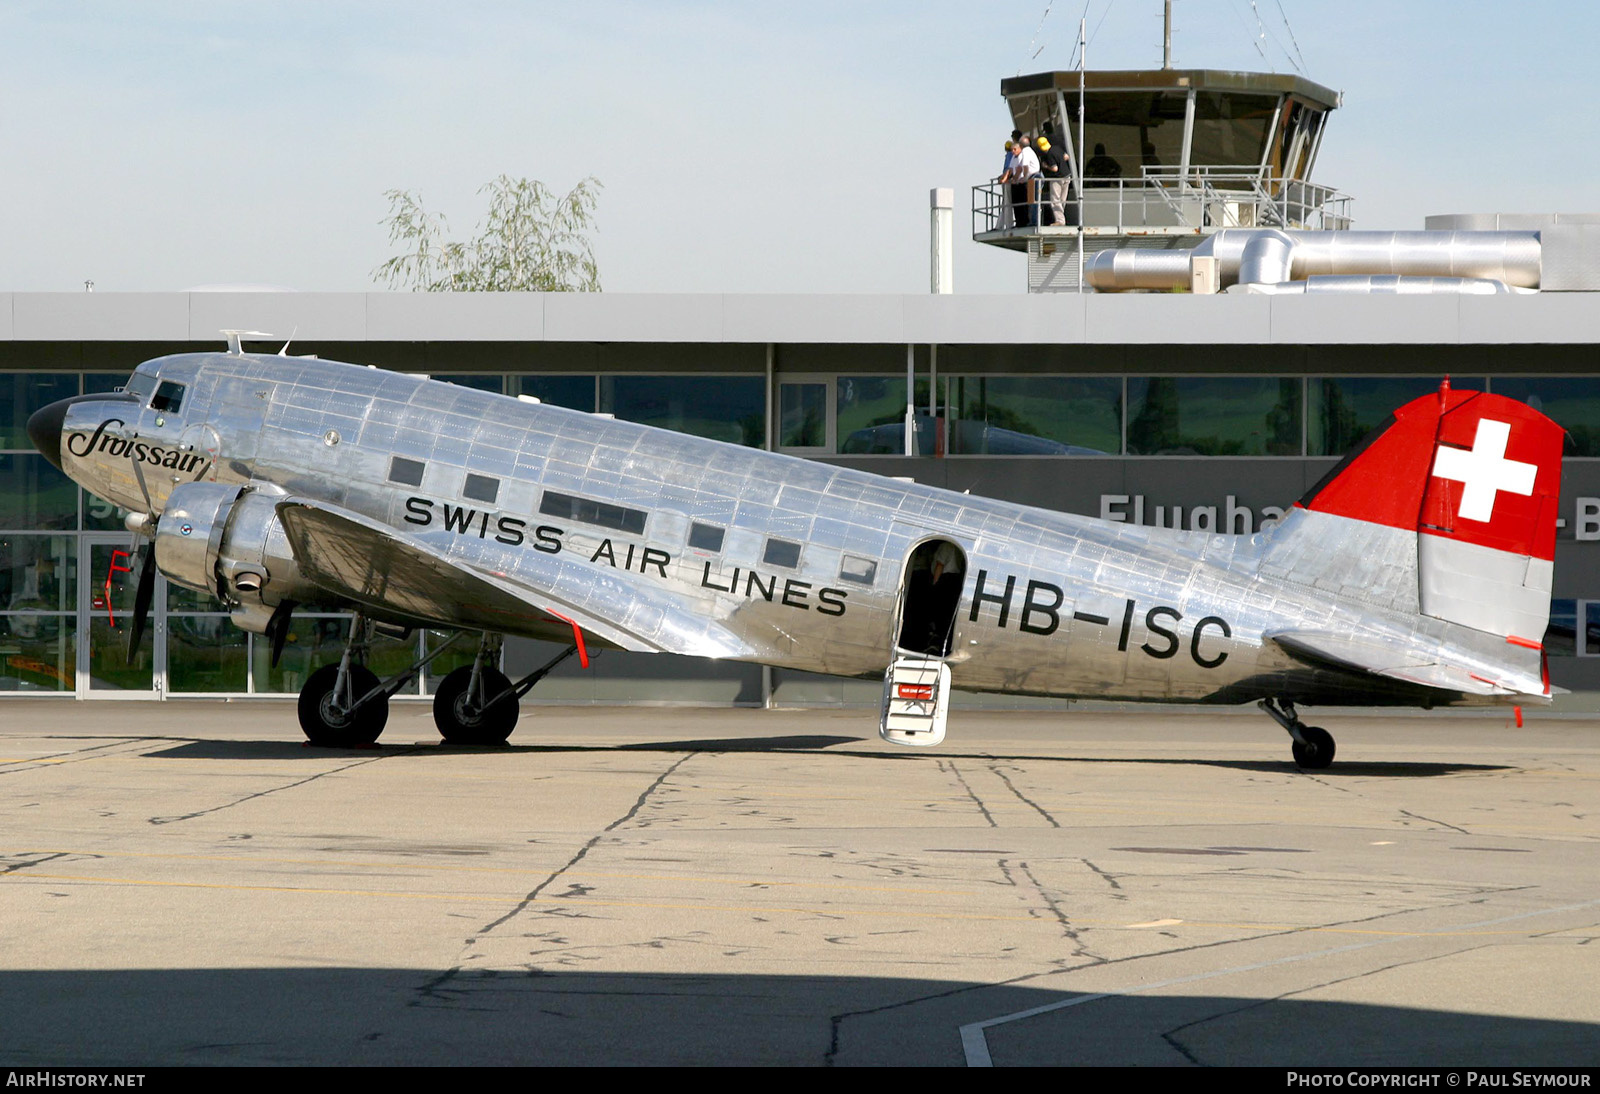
140;737;1509;776
0;968;1591;1066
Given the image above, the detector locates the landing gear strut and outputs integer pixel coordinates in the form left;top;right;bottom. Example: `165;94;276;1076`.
1259;697;1336;770
432;636;581;746
297;616;465;748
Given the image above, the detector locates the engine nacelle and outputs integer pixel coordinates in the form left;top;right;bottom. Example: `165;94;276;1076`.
155;482;322;633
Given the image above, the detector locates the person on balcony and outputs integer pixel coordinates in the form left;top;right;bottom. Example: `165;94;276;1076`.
998;138;1018;228
1010;135;1040;227
1036;135;1070;226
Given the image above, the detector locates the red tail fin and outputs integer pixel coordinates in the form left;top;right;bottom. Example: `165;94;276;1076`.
1298;386;1564;639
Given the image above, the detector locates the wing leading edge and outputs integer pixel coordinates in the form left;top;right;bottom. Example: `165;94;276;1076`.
275;499;755;660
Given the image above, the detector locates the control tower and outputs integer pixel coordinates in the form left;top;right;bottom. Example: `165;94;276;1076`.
975;67;1351;291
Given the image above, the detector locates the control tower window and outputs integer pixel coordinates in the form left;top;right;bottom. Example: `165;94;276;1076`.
150;381;186;413
1189;92;1280;176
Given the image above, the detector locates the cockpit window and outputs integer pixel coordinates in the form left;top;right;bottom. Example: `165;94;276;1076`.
123;373;157;400
150;380;186;413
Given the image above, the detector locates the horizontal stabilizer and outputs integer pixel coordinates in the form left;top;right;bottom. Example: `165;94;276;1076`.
1271;631;1547;699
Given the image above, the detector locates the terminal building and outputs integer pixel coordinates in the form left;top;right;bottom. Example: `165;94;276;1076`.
3;64;1600;711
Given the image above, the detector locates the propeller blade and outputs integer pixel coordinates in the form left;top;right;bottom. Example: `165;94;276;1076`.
126;546;157;665
129;448;155;515
266;601;296;668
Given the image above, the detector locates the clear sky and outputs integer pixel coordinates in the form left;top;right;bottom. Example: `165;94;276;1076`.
1;1;1594;295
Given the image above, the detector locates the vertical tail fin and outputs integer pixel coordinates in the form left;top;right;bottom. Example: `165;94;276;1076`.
1294;385;1564;641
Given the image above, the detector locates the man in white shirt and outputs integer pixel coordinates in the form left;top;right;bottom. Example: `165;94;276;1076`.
1015;136;1041;226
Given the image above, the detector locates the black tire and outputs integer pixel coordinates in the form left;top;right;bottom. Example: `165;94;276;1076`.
298;664;387;747
1292;725;1336;770
433;666;519;745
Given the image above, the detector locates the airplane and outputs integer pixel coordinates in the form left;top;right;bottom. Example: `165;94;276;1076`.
27;341;1564;768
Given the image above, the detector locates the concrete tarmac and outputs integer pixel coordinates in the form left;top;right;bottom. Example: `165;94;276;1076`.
0;700;1597;1067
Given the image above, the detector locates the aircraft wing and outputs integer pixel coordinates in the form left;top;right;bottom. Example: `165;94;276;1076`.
275;498;755;659
1269;631;1546;699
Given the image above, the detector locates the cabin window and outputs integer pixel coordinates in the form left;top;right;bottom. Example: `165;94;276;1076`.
388;457;425;487
464;473;500;504
539;490;647;535
688;522;725;553
763;538;801;569
839;555;877;585
150;381;186;413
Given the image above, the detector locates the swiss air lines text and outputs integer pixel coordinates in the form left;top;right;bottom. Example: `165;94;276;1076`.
402;496;850;618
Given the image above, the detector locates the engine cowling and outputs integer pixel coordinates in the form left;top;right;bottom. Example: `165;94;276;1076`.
155;482;322;633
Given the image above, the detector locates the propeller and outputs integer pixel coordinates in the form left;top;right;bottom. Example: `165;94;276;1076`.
265;600;297;668
125;548;157;664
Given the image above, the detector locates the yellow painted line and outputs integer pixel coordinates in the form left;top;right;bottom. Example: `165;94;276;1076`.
0;848;998;899
0;873;1053;923
0;872;1576;938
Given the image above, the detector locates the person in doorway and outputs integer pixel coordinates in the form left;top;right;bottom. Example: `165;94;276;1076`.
1085;142;1123;185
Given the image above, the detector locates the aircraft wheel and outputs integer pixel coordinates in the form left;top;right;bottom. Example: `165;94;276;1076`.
1292;725;1336;770
433;666;519;745
299;664;387;747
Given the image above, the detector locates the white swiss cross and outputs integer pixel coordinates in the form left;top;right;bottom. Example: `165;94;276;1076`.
1431;418;1537;522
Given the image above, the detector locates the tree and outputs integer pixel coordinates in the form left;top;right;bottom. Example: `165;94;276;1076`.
374;175;602;292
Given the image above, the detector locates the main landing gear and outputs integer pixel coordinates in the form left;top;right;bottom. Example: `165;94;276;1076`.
1258;697;1336;770
295;618;583;748
433;637;581;745
298;616;466;747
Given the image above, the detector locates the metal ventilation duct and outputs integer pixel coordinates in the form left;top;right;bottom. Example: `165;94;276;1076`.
1085;229;1542;294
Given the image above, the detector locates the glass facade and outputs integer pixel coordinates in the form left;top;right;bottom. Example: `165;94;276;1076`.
947;376;1121;455
2;360;1598;703
837;376;931;454
602;375;765;447
1127;377;1301;456
1488;377;1600;457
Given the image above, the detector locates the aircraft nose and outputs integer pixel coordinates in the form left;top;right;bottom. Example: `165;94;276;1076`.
27;397;72;471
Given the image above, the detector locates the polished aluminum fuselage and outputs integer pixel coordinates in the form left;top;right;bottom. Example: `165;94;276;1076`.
61;352;1515;707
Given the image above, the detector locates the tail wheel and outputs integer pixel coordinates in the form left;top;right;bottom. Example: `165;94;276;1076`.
298;664;387;747
1292;725;1336;770
433;666;519;745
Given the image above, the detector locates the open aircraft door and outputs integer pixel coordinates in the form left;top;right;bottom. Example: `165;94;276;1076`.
881;656;952;746
880;537;966;747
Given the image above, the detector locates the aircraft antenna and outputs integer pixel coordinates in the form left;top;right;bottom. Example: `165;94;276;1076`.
1019;1;1055;74
1272;0;1309;72
220;329;274;355
279;326;299;356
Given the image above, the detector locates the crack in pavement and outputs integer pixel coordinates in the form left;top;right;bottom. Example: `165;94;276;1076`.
0;738;145;775
0;851;83;875
1398;808;1471;835
1080;858;1127;900
148;749;413;825
939;759;997;828
413;751;696;1007
1160;945;1488;1067
825;890;1538;1066
1016;859;1107;964
986;762;1060;828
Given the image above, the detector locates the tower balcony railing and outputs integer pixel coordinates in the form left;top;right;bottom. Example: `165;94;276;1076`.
972;166;1353;244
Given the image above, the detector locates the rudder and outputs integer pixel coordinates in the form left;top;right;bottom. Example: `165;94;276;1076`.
1296;383;1564;641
